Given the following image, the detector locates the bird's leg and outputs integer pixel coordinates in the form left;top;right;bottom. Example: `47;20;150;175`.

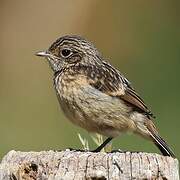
92;137;113;152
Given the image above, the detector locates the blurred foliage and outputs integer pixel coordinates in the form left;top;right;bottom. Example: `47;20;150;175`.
0;0;179;159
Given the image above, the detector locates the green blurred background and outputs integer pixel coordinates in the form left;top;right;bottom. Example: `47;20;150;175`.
0;0;179;159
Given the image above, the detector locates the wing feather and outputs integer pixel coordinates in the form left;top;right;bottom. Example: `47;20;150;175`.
87;61;154;117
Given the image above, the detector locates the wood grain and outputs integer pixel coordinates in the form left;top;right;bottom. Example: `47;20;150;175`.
0;150;178;179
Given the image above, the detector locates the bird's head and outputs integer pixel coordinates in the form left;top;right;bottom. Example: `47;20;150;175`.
36;35;102;72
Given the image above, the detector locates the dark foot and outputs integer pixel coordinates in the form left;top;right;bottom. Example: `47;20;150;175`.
91;147;103;153
66;148;88;152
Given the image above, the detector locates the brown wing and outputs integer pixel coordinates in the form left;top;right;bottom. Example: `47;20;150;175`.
87;61;154;118
120;86;153;116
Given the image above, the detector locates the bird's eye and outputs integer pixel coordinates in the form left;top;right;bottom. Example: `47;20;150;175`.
61;49;71;57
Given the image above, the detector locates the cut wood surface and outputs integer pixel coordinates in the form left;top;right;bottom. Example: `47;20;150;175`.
0;150;179;180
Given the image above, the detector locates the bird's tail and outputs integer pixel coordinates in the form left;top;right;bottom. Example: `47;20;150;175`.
150;131;175;157
145;120;175;158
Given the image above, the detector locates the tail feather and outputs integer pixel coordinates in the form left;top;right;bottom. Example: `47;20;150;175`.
146;120;175;158
149;131;175;158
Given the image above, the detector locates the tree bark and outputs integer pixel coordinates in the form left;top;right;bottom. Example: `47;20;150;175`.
0;150;178;180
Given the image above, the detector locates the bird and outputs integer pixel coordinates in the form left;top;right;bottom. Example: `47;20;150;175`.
36;35;175;157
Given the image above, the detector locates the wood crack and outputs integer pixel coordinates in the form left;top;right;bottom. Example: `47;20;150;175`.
0;150;178;180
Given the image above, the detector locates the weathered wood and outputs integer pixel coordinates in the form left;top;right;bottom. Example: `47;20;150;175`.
0;150;178;179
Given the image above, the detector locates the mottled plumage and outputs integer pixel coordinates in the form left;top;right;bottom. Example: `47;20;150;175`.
36;35;175;157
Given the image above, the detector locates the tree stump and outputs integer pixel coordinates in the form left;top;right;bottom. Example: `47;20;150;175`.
0;150;178;179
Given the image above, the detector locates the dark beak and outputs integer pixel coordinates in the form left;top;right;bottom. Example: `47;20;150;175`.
35;51;49;57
